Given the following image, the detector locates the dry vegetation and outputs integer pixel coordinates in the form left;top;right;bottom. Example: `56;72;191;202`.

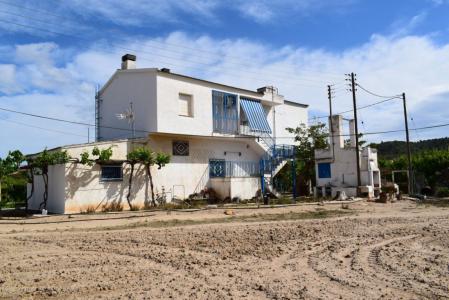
1;200;448;299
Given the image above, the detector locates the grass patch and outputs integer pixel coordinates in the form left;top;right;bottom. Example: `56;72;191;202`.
96;209;352;231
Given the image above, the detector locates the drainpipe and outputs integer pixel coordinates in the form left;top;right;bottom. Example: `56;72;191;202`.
271;86;276;147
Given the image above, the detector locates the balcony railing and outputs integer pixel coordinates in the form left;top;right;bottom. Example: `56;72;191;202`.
210;160;260;178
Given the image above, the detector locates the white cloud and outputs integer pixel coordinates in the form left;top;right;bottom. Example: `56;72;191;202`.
0;64;22;94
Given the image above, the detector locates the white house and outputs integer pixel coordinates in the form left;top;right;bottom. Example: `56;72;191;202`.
314;115;381;198
27;54;308;214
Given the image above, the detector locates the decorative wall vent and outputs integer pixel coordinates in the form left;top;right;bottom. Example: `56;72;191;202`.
173;141;189;156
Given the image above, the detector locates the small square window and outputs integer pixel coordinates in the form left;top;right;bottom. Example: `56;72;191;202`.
178;93;193;117
318;163;331;179
101;165;123;181
173;141;189;156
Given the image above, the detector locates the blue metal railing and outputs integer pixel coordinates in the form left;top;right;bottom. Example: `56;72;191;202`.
261;144;296;174
210;160;260;178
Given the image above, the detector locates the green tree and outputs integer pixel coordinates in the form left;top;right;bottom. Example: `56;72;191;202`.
286;123;329;193
79;146;113;166
344;133;366;148
32;149;70;210
126;147;170;209
0;150;25;203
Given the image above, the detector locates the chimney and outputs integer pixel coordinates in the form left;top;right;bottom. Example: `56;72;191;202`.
329;115;344;149
121;54;136;70
349;119;357;148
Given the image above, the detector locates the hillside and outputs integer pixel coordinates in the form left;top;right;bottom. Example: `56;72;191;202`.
370;137;449;159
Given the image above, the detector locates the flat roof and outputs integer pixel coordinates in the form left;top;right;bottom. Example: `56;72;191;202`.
157;69;263;96
284;99;309;108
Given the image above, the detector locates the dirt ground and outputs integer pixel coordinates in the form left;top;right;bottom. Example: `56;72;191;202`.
1;200;449;299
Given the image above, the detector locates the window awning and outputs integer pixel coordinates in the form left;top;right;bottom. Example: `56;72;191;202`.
240;98;272;133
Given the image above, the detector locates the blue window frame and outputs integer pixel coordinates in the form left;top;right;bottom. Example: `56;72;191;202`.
209;159;226;178
212;90;238;134
318;163;331;179
101;165;123;181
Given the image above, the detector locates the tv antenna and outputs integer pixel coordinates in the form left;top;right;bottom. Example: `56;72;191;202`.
116;102;135;139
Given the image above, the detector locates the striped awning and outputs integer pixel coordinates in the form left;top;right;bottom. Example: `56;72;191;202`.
240;98;272;133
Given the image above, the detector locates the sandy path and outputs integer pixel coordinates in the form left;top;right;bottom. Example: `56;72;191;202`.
1;201;448;299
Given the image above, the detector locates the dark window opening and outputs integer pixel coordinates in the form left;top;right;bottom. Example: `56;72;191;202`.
101;165;123;181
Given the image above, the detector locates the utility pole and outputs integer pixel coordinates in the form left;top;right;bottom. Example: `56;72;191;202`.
328;85;335;161
402;93;413;195
348;73;362;196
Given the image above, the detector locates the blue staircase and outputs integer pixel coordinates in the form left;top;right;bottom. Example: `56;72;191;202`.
259;144;296;196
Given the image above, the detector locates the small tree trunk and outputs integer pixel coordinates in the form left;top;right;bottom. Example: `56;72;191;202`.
146;164;155;206
26;168;34;213
40;172;48;210
126;163;135;209
0;179;2;205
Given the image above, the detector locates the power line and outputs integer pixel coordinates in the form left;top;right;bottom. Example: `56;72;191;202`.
0;0;344;79
0;18;341;86
0;117;87;138
0;106;147;134
0;18;336;89
356;83;402;99
308;96;400;121
1;105;449;140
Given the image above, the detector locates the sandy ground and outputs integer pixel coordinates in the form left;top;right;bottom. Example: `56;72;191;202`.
1;200;449;299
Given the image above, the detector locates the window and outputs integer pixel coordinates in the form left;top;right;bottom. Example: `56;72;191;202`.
318;163;331;179
178;93;193;117
209;159;225;178
173;140;189;156
101;165;123;181
212;90;238;134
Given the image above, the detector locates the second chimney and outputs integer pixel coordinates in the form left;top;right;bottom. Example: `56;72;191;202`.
121;54;136;70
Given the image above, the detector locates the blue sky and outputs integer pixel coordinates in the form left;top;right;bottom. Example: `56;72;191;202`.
1;0;449;156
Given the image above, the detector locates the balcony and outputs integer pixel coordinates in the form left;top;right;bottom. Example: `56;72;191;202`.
209;160;260;178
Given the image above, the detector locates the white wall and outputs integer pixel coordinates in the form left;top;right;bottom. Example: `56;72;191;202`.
98;69;157;141
210;177;260;200
156;72;276;137
28;164;66;214
272;101;308;145
29;136;262;213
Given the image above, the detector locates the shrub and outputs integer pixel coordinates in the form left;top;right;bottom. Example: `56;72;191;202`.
102;201;123;212
80;205;97;214
436;187;449;198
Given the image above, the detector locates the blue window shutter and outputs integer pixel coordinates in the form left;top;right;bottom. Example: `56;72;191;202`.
318;163;331;178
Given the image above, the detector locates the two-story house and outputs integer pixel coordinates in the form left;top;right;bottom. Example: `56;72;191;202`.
27;54;308;214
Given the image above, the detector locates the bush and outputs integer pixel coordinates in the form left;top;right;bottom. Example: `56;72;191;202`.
436;187;449;198
102;201;123;212
80;205;97;214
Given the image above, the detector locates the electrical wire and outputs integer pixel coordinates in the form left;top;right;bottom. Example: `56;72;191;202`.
356;83;402;99
0;18;338;89
0;15;342;85
0;117;87;138
0;0;345;79
1;106;449;139
308;96;400;121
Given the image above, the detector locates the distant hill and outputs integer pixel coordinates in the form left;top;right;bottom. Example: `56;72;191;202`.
370;137;449;159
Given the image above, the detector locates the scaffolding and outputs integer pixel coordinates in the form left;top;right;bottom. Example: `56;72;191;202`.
94;84;102;141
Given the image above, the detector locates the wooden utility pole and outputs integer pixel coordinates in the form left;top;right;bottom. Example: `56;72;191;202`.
328;85;335;161
349;73;362;196
402;93;413;195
